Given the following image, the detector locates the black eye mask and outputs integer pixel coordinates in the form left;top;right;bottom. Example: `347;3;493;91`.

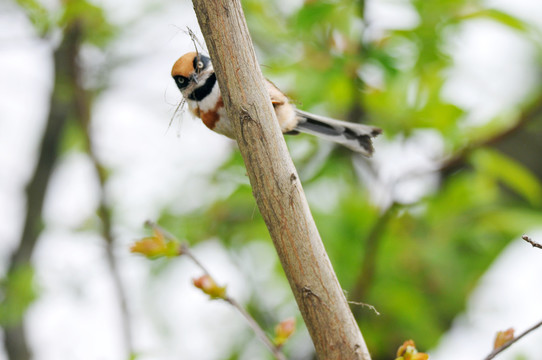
173;75;189;90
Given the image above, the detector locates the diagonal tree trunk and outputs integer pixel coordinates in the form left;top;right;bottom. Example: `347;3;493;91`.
191;1;371;358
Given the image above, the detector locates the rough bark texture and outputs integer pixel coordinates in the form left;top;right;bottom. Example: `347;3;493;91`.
191;1;371;359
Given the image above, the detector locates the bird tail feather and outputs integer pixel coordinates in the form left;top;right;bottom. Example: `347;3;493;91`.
293;109;382;157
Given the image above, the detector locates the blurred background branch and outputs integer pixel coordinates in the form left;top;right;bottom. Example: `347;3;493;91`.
2;19;83;360
2;1;130;359
440;96;542;178
135;221;289;360
76;43;134;359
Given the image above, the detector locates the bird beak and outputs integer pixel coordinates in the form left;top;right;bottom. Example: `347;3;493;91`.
191;73;199;84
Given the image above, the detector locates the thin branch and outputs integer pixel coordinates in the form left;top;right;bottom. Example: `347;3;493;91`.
439;97;542;176
74;36;134;358
84;146;134;356
67;13;134;355
181;243;212;276
143;221;211;275
483;319;542;360
521;235;542;250
226;297;287;360
347;301;380;316
144;221;286;360
382;95;542;192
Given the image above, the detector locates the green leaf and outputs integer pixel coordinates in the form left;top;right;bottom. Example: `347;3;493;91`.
16;0;51;36
471;148;542;206
293;1;337;33
0;265;37;326
459;9;530;33
60;0;115;47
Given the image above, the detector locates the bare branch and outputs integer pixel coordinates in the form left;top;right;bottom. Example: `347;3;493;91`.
79;79;134;358
483;319;542;360
226;297;287;360
144;221;286;360
521;235;542;250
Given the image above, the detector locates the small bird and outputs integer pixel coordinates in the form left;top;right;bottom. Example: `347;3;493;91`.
171;52;382;156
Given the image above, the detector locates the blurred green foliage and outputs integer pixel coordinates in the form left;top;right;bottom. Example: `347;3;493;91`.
16;0;115;46
59;0;115;47
158;0;542;359
10;0;542;359
15;0;51;36
3;0;114;353
0;266;36;327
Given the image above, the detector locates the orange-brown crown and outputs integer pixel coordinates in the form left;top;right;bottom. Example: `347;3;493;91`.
171;52;198;77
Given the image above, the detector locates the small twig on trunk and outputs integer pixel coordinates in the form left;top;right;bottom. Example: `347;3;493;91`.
483;319;542;360
347;300;380;316
521;235;542;250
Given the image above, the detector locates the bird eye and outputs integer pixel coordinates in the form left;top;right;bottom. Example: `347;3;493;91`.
174;76;189;89
197;61;204;69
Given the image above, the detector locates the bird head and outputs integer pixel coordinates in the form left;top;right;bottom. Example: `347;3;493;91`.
171;52;214;98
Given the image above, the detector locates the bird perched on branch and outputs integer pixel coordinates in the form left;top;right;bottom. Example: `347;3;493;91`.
171;52;382;156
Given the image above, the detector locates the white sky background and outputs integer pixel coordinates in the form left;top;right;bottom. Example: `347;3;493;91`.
0;0;542;359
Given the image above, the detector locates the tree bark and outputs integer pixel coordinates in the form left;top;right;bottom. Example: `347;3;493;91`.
191;1;371;358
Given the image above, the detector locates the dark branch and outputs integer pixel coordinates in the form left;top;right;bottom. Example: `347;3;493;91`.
440;97;542;176
3;21;83;360
521;235;542;250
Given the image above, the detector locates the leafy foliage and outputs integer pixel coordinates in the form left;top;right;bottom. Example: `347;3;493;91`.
16;0;50;36
59;0;115;47
16;0;115;46
9;0;542;359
